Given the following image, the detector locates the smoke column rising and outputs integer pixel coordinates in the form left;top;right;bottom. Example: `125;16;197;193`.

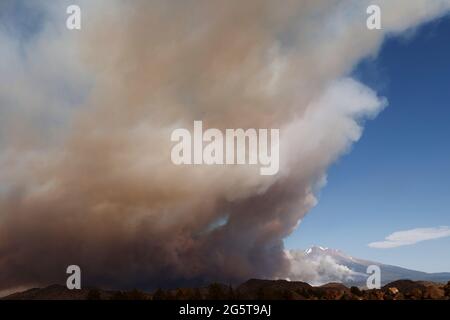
1;0;449;290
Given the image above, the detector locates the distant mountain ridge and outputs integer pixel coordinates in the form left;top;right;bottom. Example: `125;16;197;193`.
301;245;450;286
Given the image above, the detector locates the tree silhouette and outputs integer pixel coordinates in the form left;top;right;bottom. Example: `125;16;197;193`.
350;286;362;296
152;288;167;300
206;283;225;300
87;289;101;300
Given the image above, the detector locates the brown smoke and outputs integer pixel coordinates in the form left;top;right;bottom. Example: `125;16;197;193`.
1;0;449;290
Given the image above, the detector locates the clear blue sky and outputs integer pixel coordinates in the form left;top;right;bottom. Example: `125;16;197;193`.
286;14;450;273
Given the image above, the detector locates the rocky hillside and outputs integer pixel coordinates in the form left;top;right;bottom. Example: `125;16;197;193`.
2;279;450;300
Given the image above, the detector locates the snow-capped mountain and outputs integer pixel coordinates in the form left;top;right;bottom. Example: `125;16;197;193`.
292;246;450;286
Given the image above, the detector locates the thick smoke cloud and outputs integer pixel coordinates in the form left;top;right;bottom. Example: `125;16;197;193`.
1;0;449;291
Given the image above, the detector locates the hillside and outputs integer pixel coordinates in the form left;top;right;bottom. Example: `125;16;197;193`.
2;279;450;300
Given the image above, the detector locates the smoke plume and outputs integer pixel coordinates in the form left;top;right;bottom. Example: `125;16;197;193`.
1;0;449;290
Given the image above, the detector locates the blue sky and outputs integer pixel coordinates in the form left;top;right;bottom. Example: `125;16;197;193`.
286;14;450;273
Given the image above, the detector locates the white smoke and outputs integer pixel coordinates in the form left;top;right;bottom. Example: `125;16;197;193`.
286;249;361;286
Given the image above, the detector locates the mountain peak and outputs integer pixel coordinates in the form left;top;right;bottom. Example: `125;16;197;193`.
294;246;450;286
304;245;348;258
305;245;329;255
